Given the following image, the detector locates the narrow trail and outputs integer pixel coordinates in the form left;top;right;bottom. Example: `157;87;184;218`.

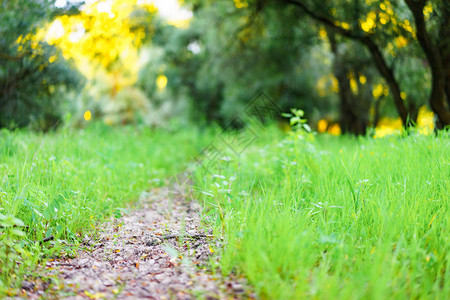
22;188;249;299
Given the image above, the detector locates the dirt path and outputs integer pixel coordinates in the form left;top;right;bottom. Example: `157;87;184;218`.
20;188;249;299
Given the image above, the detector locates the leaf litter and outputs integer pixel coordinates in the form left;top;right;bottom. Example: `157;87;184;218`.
17;188;250;299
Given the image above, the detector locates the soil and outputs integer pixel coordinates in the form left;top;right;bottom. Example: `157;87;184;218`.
18;187;250;299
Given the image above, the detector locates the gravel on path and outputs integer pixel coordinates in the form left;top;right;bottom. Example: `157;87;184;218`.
20;188;250;299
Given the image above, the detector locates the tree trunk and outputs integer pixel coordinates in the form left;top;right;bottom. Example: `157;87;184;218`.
405;0;450;128
438;3;450;108
283;0;414;127
360;36;412;126
372;96;383;128
328;32;368;135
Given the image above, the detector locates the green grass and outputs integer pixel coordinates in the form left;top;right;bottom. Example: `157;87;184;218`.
0;123;212;291
1;123;449;298
194;128;450;299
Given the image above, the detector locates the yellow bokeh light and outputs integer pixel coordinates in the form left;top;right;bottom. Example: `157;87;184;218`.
374;106;435;138
374;117;403;138
334;21;350;30
319;27;327;40
350;78;358;94
317;119;328;133
423;3;433;19
84;110;92;121
234;0;248;9
384;1;394;15
156;74;168;91
347;72;358;95
359;75;367;85
315;76;327;97
330;75;339;93
417;106;435;134
328;124;341;136
395;36;408;48
361;20;374;32
340;22;350;30
167;19;190;28
360;11;376;32
379;13;389;25
316;75;340;96
372;84;384;98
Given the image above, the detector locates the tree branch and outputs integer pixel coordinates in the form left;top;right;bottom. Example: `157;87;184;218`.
284;0;358;39
283;0;411;126
405;0;450;126
0;51;25;61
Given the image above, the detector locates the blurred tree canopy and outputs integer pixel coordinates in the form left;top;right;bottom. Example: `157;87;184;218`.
137;0;448;133
1;0;447;133
140;0;330;128
269;0;450;128
0;0;83;130
40;0;158;127
0;0;157;130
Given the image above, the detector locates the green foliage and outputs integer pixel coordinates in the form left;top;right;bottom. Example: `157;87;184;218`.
0;213;41;292
78;81;162;127
0;214;25;287
0;0;83;130
136;0;449;131
139;1;325;127
282;108;311;132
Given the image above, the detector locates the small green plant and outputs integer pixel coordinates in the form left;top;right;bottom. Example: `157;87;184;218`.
0;214;27;290
282;108;311;133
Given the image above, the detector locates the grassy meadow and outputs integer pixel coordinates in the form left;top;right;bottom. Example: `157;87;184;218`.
0;124;211;291
1;123;449;298
193;128;449;299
